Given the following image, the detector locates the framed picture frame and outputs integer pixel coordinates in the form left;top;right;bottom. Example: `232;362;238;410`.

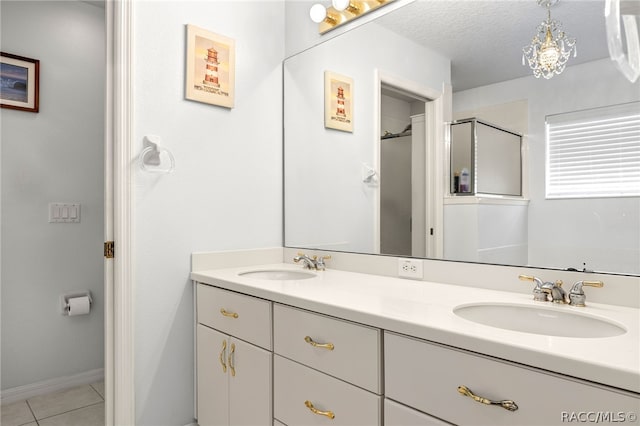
324;71;353;132
1;52;40;113
185;24;235;109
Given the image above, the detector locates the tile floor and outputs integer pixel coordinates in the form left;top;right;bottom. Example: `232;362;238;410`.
1;382;104;426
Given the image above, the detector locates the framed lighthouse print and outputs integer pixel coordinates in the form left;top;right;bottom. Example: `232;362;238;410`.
185;25;235;108
324;71;353;132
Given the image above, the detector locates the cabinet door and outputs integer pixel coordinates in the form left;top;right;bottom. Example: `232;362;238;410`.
229;337;272;426
385;399;451;426
197;325;229;426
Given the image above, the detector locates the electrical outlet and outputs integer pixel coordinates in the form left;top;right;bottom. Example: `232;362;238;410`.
398;258;423;279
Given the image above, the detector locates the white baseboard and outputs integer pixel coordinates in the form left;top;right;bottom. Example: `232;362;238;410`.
1;368;104;405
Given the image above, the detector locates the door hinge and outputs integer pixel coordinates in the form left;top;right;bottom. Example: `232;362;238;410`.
104;241;115;259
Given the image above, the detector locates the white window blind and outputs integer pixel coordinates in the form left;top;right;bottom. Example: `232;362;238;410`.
545;102;640;199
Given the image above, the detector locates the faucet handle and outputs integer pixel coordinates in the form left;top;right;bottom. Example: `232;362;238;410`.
519;275;547;301
569;280;604;307
315;255;331;271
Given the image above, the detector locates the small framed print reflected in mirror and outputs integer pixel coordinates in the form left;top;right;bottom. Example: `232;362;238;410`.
0;52;39;113
324;71;353;132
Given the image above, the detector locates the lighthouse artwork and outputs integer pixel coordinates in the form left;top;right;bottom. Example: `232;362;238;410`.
324;71;353;132
203;47;220;88
185;25;235;108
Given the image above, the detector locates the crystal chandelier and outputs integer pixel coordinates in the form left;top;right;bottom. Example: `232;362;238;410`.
522;0;577;79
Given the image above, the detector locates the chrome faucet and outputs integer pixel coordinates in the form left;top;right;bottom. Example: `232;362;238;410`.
293;253;331;271
541;280;568;304
568;280;604;307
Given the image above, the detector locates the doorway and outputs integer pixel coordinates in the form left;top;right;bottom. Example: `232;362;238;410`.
0;0;107;420
379;84;427;257
375;72;446;259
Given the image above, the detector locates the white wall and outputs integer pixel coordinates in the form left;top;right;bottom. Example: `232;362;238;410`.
284;22;450;253
453;59;640;274
133;1;284;424
1;1;105;389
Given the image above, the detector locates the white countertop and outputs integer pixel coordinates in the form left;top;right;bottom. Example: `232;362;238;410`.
191;263;640;394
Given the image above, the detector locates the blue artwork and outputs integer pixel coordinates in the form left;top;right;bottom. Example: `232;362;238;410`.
0;62;29;103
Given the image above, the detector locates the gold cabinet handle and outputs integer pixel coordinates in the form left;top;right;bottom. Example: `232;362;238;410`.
457;385;518;412
228;343;236;377
219;340;227;373
304;336;334;351
220;308;238;319
304;400;335;420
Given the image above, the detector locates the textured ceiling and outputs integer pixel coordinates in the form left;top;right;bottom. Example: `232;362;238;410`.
375;0;609;91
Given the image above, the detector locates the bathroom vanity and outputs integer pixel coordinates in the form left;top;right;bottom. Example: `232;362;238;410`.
191;255;640;426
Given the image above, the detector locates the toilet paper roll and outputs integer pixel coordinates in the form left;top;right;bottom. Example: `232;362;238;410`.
67;296;91;316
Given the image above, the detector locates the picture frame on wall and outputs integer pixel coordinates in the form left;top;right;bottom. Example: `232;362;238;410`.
1;52;40;113
324;70;353;132
185;24;235;109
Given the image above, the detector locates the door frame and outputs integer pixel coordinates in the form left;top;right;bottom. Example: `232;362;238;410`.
105;0;134;424
374;70;448;258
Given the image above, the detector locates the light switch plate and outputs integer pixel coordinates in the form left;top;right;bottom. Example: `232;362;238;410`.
49;203;81;223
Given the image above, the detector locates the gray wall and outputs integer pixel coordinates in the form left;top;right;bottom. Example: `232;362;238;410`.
1;1;105;389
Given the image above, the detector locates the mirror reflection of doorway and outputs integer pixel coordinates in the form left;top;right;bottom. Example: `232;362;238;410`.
379;83;427;257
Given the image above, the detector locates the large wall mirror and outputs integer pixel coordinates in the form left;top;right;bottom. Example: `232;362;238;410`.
284;0;640;276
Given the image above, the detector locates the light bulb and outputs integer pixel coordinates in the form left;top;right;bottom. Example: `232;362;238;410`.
309;4;327;23
332;0;350;11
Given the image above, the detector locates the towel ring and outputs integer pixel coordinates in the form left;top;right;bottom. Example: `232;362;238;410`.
140;135;175;174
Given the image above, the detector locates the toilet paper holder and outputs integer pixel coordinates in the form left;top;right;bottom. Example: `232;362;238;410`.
60;291;93;315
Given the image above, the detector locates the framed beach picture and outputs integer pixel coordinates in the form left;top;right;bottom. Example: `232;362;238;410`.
185;25;235;109
1;52;39;113
324;71;353;132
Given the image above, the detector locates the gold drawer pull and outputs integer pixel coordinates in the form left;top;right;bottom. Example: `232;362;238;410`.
304;400;335;419
304;336;334;351
220;308;238;319
457;385;518;412
228;343;236;377
219;340;227;373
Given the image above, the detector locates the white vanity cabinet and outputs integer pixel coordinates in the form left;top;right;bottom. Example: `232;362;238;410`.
385;331;640;426
273;304;383;425
196;284;272;426
193;274;639;426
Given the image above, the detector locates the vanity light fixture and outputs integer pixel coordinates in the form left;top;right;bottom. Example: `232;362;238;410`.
522;0;577;79
310;0;395;34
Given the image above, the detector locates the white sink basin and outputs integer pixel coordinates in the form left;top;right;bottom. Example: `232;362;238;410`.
238;269;316;281
454;303;626;338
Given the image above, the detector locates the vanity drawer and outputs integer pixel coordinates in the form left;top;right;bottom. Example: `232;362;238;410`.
385;331;640;426
384;399;452;426
274;355;381;426
273;303;382;393
196;284;271;350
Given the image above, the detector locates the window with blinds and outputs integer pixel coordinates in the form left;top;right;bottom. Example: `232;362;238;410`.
545;102;640;199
